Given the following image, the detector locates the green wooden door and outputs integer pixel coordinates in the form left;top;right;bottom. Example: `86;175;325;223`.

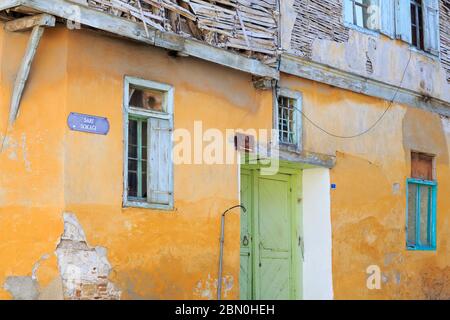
240;169;252;300
240;168;297;300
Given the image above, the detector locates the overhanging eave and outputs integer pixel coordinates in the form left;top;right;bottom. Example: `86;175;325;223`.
6;0;279;79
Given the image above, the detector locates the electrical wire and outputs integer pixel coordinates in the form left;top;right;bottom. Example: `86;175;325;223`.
275;49;413;139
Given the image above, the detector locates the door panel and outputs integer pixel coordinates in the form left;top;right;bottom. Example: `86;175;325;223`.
256;175;292;300
239;170;252;300
259;259;291;300
258;177;290;251
240;168;297;300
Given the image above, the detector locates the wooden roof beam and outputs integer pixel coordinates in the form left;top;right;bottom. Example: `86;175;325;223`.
5;13;55;32
0;0;23;12
11;0;278;79
7;14;56;125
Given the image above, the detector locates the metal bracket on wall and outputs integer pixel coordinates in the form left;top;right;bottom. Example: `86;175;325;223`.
6;14;56;125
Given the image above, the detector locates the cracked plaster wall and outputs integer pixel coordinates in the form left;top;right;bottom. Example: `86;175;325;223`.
288;0;450;103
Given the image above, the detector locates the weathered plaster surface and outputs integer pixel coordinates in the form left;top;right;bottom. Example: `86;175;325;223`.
0;24;271;299
281;73;450;299
311;30;450;103
288;0;450;103
4;276;39;300
56;213;121;299
1;15;449;300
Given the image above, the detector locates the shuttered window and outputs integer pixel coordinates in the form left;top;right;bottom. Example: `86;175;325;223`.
380;0;395;38
395;0;440;54
422;0;440;55
344;0;440;55
406;152;437;250
344;0;381;30
123;77;174;210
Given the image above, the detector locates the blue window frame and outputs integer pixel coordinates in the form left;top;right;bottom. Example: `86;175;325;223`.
406;178;437;250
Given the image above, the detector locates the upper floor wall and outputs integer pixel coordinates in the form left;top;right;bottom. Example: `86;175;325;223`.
81;0;279;64
1;0;449;105
283;0;450;103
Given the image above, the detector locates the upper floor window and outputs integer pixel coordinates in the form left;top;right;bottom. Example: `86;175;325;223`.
344;0;380;30
123;77;174;210
406;152;437;251
344;0;440;55
275;88;302;151
410;0;425;50
344;0;383;30
397;0;440;55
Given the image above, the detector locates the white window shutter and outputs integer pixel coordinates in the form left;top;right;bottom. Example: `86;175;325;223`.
344;0;353;24
148;117;173;206
395;0;412;43
423;0;440;55
380;0;395;38
366;0;381;30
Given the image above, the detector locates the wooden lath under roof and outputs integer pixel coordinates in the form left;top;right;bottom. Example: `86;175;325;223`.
84;0;279;64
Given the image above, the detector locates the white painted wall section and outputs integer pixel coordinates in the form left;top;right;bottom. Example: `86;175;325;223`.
302;168;333;300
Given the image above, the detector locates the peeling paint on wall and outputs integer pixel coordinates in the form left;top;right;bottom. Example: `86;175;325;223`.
3;276;39;300
0;133;32;171
193;273;233;300
421;266;450;300
311;30;450;102
290;0;450;86
55;213;121;300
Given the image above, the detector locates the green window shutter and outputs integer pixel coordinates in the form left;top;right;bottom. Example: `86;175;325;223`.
148;117;173;206
344;0;354;24
395;0;412;43
380;0;395;38
423;0;440;55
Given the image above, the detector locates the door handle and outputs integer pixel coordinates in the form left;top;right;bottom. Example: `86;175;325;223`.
242;235;249;246
299;236;304;261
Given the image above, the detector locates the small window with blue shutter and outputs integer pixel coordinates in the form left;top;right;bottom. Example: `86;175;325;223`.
123;77;174;210
395;0;440;55
406;152;437;250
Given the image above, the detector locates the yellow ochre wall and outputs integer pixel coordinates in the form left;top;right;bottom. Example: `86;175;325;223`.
0;25;272;299
281;74;450;299
1;22;449;300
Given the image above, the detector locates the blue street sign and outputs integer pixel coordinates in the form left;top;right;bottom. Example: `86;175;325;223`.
67;112;110;135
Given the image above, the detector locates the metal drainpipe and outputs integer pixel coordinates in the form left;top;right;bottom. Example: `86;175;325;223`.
217;204;246;300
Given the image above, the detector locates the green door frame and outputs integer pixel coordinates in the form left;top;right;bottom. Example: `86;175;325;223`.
240;163;303;300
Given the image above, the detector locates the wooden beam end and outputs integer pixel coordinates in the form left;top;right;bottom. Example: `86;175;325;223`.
5;13;56;32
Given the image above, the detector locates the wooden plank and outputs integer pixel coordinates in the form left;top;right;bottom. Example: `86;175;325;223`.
0;0;22;11
20;0;279;79
411;152;434;180
183;37;279;79
148;117;173;206
25;0;156;43
9;25;45;124
5;13;55;32
280;53;450;117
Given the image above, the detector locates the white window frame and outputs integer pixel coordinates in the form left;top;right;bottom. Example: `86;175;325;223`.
343;0;441;57
343;0;382;36
123;76;174;210
274;88;303;153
